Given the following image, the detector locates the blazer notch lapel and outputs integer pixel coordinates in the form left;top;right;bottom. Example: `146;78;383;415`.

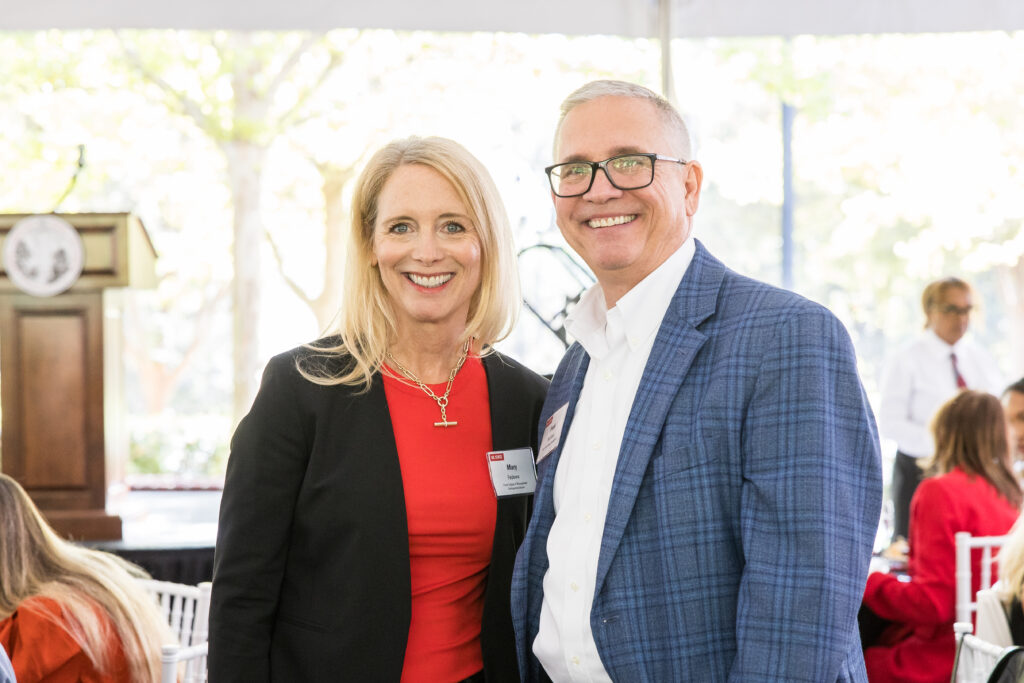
592;244;723;594
536;345;589;480
683;239;725;329
524;343;590;560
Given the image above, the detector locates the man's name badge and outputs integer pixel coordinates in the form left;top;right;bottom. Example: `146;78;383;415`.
486;448;537;498
537;402;569;464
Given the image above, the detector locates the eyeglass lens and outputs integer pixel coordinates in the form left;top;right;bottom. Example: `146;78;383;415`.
941;304;972;316
550;155;654;196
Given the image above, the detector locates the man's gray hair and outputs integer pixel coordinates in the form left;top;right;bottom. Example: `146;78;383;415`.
554;80;693;160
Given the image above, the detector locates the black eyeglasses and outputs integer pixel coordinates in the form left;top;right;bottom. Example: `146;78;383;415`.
545;153;688;198
938;304;973;316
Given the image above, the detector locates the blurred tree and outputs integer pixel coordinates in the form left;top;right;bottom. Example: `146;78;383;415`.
116;30;353;422
682;33;1024;385
7;28;1021;478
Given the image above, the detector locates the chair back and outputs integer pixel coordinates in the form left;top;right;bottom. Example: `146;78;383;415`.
951;622;1017;683
137;579;211;683
975;588;1014;648
137;579;212;647
956;532;1008;624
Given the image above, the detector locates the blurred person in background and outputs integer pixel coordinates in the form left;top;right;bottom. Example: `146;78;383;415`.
862;390;1021;682
0;474;168;683
878;277;1004;547
209;136;548;682
1005;378;1024;463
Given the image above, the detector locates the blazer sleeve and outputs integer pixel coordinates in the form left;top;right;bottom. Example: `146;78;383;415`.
732;306;882;681
209;353;312;683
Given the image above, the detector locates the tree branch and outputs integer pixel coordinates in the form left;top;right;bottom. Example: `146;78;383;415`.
264;32;325;101
115;32;214;133
275;51;345;130
266;229;314;307
166;282;231;388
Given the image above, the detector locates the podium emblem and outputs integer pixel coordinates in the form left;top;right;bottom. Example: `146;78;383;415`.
2;214;85;297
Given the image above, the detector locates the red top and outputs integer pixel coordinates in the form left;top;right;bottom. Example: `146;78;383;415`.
0;596;132;683
863;468;1020;683
382;354;496;683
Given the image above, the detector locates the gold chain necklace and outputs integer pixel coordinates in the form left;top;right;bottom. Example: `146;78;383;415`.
386;341;470;428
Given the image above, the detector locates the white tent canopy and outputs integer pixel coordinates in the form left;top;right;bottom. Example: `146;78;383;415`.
4;0;1024;36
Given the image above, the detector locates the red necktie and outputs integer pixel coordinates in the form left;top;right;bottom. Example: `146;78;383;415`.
951;352;967;389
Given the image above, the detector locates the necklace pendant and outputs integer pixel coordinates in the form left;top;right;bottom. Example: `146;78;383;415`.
434;419;458;428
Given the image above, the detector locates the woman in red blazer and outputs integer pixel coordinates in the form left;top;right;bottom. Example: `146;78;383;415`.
863;390;1022;682
209;136;548;682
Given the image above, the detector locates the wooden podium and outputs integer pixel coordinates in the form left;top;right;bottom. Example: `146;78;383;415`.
0;213;156;540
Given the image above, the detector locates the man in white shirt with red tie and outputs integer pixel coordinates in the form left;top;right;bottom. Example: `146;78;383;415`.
878;277;1004;545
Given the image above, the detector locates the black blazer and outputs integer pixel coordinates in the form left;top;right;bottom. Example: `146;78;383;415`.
209;346;548;682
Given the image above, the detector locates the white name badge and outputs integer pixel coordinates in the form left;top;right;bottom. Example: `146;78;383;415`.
486;448;537;498
537;402;569;464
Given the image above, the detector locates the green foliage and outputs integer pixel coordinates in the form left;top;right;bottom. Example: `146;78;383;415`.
128;415;231;477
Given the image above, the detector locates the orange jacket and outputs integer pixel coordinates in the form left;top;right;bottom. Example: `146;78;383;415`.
0;596;131;683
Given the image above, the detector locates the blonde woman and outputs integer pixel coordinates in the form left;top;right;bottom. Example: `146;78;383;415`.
0;474;168;683
210;136;548;682
996;513;1024;643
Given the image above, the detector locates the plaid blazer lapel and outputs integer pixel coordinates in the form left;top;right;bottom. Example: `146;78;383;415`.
533;345;590;522
515;343;589;656
594;241;724;595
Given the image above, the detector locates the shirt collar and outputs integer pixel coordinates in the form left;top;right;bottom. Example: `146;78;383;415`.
924;328;966;355
565;237;695;359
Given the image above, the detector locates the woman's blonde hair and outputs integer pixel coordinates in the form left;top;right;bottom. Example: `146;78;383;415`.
998;516;1024;606
924;390;1022;508
298;136;520;389
0;474;168;682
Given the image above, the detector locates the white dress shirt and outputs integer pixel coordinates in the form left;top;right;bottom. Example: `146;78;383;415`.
533;239;695;682
878;329;1004;457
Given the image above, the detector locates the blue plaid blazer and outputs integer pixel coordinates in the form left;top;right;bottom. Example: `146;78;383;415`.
511;241;883;682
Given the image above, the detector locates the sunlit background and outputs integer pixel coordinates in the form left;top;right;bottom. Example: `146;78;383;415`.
1;26;1023;502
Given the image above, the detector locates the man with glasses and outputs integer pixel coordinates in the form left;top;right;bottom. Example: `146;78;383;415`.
1005;378;1024;462
511;80;882;681
879;277;1004;547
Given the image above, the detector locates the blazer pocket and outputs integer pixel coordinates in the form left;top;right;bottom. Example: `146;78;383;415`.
650;436;720;479
276;612;332;634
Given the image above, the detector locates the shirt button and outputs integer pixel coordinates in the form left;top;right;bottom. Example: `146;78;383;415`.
584;512;592;522
572;656;581;666
571;582;579;592
603;370;613;381
592;441;601;451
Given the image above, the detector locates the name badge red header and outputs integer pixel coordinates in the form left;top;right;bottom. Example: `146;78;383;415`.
489;453;504;461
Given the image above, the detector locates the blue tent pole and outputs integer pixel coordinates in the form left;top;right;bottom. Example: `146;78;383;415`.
781;99;796;291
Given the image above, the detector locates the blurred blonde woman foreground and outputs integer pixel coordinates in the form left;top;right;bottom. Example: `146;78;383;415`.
0;473;168;683
997;508;1024;644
